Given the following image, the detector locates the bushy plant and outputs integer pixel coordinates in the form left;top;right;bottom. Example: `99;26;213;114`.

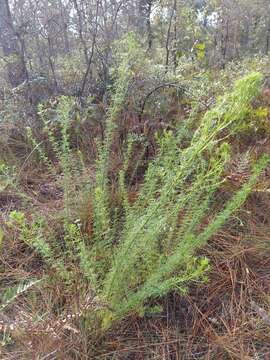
2;33;268;337
98;72;268;330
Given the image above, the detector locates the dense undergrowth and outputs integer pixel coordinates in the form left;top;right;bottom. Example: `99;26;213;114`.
1;36;270;359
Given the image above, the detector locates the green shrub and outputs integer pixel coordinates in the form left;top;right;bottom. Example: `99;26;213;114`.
3;35;268;335
97;71;268;329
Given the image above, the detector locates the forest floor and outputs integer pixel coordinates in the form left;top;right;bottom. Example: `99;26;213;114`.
1;145;270;359
1;73;270;359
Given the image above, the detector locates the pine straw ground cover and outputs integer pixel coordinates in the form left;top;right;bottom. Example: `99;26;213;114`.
95;193;270;360
1;129;270;360
1;176;270;359
1;69;270;358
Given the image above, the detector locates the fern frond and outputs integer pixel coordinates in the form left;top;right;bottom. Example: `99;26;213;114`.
0;279;43;312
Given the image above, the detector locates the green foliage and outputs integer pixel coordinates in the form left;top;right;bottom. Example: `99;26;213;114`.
2;36;268;336
26;126;53;171
248;106;270;135
1;2;270;356
98;72;268;330
0;279;42;312
194;42;206;61
0;162;15;192
0;228;4;250
28;96;85;223
92;33;144;245
8;211;70;281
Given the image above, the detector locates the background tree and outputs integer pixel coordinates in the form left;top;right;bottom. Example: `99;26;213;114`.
1;0;270;97
0;0;27;87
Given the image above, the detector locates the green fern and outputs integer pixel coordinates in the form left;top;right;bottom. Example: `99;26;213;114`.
0;279;43;312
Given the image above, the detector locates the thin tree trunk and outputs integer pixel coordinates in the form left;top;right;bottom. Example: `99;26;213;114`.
221;18;229;68
58;0;70;54
79;0;100;98
146;1;153;51
16;33;33;104
0;0;27;87
47;36;58;91
266;24;270;54
72;0;89;64
165;0;176;72
172;0;177;73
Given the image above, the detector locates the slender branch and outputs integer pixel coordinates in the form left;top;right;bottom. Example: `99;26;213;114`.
139;83;185;121
78;0;101;98
165;0;176;72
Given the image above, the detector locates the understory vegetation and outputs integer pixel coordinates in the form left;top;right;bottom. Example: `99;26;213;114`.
1;1;270;358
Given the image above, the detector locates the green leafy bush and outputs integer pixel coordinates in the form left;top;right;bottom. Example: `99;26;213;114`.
3;34;268;335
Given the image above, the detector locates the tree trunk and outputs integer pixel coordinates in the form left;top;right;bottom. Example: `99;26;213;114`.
165;0;176;71
138;0;154;50
172;0;177;72
145;1;153;51
0;0;27;87
72;0;89;64
220;18;229;68
266;23;270;54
